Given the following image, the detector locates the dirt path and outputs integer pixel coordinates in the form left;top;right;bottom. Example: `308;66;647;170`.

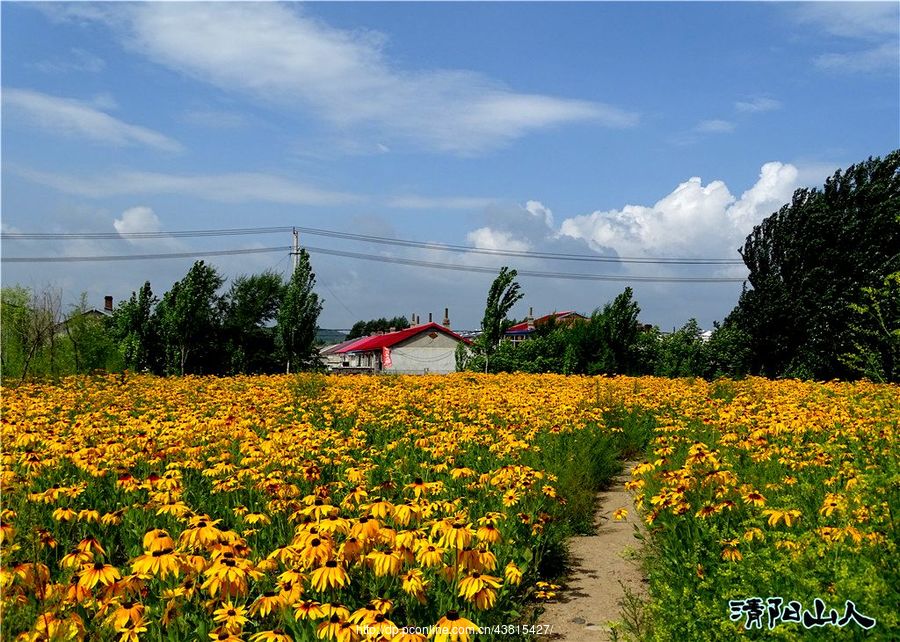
539;462;647;641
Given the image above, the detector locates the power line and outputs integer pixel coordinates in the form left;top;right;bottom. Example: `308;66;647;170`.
1;224;745;265
2;246;290;263
2;243;746;283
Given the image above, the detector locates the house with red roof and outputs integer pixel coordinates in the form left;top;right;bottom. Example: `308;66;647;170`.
320;311;470;374
504;308;587;345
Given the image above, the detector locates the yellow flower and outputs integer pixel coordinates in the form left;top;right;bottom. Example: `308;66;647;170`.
310;560;349;592
213;601;249;631
457;572;502;600
250;591;285;618
612;508;628;521
504;562;523;586
78;561;121;589
433;611;478;642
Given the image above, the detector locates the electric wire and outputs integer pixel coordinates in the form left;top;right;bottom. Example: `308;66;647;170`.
1;224;745;265
1;244;746;283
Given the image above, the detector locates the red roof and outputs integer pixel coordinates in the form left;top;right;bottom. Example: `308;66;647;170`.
320;336;371;355
506;310;581;334
334;322;470;353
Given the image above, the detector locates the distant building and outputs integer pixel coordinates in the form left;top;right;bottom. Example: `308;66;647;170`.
504;308;587;345
320;311;469;374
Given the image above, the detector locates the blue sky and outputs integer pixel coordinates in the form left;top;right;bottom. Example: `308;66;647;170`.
2;2;898;330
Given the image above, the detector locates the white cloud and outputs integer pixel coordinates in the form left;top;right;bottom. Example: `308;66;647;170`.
525;201;554;228
794;3;899;74
2;88;182;152
11;166;359;206
54;3;637;154
814;42;899;73
694;119;736;134
180;109;247;128
386;194;498;210
734;97;782;113
114;206;162;235
467;227;532;253
795;3;899;40
29;47;106;74
558;162;800;259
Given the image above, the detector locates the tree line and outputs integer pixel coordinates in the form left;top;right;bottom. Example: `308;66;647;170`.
464;150;899;382
1;249;323;379
2;150;896;382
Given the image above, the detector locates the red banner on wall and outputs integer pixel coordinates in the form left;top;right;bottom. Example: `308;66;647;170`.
381;346;392;369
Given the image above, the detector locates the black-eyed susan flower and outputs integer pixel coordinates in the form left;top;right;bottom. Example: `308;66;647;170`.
78;561;121;589
213;601;249;630
249;591;285;618
250;631;293;642
433;611;478;642
294;600;325;621
458;571;502;600
310;560;349;592
504;561;523;586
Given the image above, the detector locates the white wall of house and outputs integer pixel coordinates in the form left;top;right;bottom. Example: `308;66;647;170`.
383;330;460;374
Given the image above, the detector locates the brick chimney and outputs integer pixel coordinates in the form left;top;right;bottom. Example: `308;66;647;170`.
442;307;450;328
526;306;534;330
104;295;113;312
428;312;433;323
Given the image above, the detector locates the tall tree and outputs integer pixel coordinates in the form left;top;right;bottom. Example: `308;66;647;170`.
113;282;159;373
733;150;899;379
64;293;118;374
480;267;524;358
347;316;410;339
155;262;224;375
277;249;323;373
221;271;284;374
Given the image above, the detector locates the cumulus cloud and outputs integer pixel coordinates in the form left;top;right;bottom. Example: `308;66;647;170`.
114;206;162;236
525;201;554;228
2;88;182;152
558;162;799;259
46;3;637;154
467;227;532;253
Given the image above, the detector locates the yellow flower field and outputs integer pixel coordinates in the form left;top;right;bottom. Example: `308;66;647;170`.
1;374;897;641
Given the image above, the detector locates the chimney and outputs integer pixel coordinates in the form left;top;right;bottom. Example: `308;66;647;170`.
428;312;433;323
411;311;416;324
415;314;420;325
526;306;534;330
104;295;113;312
442;307;450;328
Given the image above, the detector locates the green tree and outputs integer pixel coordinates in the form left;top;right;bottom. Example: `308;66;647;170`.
565;288;642;375
704;319;752;379
840;271;900;382
733;150;899;379
479;267;524;360
155;262;224;375
64;294;119;374
113;282;159;373
277;249;324;373
221;271;284;374
347;315;410;339
655;319;707;378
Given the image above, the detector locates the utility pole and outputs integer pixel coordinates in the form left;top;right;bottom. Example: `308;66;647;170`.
291;227;299;272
